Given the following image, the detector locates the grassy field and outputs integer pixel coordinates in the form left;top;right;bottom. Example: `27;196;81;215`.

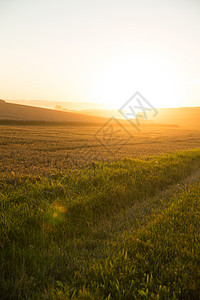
1;146;200;299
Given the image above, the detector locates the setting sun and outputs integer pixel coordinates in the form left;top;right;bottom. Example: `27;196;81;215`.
1;0;199;109
89;50;182;109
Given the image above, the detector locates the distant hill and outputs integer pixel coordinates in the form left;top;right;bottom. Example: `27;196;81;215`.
0;100;199;128
156;107;200;127
6;99;106;111
0;101;106;124
80;107;200;128
80;109;123;119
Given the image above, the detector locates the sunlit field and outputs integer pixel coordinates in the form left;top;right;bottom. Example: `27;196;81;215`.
1;123;200;177
1;123;200;299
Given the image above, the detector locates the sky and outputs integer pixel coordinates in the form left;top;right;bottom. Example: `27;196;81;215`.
0;0;200;109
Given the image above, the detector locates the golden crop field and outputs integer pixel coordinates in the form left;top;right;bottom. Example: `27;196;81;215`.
1;123;200;177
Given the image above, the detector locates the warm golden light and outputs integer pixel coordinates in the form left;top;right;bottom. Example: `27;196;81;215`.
0;0;199;108
89;51;182;109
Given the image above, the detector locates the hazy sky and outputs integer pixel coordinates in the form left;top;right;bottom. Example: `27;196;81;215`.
1;0;200;108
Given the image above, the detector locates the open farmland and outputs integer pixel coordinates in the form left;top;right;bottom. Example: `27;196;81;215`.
0;123;200;176
1;148;200;299
1;122;200;299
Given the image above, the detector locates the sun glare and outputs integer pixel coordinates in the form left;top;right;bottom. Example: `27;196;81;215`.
89;53;181;109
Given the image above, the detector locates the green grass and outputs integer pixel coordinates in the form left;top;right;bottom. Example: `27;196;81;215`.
72;182;200;299
1;149;200;299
